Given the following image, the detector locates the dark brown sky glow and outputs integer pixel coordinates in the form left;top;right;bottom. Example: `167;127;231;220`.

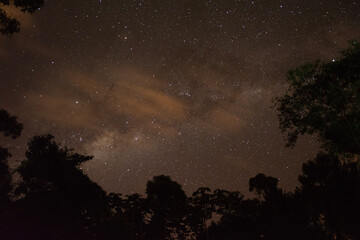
1;0;359;195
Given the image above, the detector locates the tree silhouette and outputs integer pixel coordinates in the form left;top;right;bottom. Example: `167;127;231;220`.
249;173;282;201
97;193;137;240
206;198;263;240
0;109;23;138
105;193;148;239
0;146;11;207
297;152;360;239
0;0;44;35
212;189;243;216
13;134;109;239
121;193;147;238
188;187;214;239
205;189;259;240
145;175;188;239
0;109;22;212
274;41;360;156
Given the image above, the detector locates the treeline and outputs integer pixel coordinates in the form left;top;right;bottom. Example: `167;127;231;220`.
0;111;359;239
0;41;359;239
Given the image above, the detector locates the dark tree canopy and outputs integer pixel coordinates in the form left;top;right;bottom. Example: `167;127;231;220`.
0;131;357;239
0;0;44;35
146;175;187;213
16;134;104;200
0;109;23;208
14;134;108;239
0;146;11;205
145;175;188;239
0;109;23;138
249;173;281;200
274;41;360;155
297;152;360;239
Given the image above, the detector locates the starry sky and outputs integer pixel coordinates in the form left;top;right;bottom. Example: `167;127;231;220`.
0;0;359;195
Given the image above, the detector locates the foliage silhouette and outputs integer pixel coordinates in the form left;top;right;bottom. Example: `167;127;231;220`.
0;42;359;239
274;41;360;155
0;147;11;208
0;0;44;35
208;199;264;240
103;192;146;239
0;132;357;239
0;109;23;138
188;187;214;239
249;173;281;201
297;152;360;239
121;193;147;238
145;175;188;239
0;109;22;216
13;134;109;239
97;193;137;240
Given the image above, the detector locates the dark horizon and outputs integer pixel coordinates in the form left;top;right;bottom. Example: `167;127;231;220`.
1;1;360;239
1;0;359;196
0;0;360;236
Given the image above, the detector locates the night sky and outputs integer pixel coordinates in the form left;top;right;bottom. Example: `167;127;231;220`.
1;0;359;195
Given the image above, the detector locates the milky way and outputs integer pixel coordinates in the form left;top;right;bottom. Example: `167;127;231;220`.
0;0;359;194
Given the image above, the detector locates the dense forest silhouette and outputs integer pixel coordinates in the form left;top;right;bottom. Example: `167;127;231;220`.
1;6;359;238
0;42;359;239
